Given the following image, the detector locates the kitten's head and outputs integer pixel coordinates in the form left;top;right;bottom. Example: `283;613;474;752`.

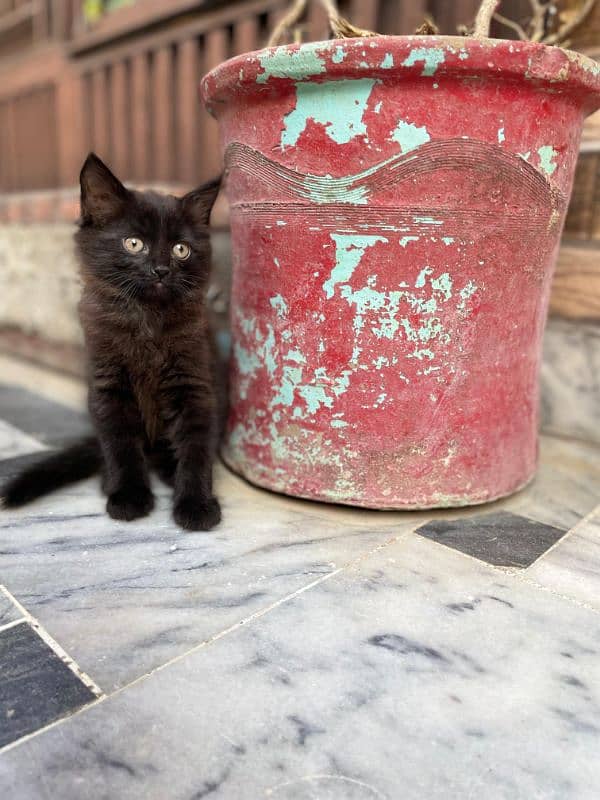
75;153;220;306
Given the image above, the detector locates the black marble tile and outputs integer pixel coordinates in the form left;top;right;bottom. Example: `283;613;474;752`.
0;384;89;447
415;511;567;568
0;622;95;748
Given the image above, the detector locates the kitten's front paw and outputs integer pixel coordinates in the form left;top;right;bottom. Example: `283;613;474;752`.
107;486;155;521
173;495;221;531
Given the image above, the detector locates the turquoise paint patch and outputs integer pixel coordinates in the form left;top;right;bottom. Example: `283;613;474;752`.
323;234;388;299
458;280;478;311
299;384;333;414
431;273;453;300
332;45;345;64
281;78;377;149
374;101;382;114
416;266;434;288
273;257;281;268
441;237;455;245
402;47;445;77
399;236;419;248
414;215;443;225
538;145;558;176
390;120;431;153
331;418;348;428
234;343;261;376
271;365;303;406
257;43;326;84
380;53;394;68
270;294;288;318
498;127;505;143
285;349;306;363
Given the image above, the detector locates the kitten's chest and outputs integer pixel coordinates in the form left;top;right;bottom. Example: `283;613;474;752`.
126;336;170;442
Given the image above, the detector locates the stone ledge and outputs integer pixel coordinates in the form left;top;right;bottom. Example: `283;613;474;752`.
0;185;230;226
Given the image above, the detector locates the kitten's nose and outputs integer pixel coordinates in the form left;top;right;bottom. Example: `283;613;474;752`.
153;267;170;281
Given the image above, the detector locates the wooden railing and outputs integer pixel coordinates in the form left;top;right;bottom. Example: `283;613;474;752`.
0;0;530;192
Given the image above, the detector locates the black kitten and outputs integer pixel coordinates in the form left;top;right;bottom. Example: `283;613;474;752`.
2;154;223;532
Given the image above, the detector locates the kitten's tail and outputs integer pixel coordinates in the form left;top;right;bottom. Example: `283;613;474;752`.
1;436;102;508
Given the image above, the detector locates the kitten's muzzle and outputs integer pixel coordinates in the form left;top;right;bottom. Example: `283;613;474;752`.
153;267;170;281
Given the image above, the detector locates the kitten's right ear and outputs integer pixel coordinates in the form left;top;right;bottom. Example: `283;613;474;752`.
79;153;129;225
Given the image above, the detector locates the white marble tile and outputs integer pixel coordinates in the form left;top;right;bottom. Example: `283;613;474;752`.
541;318;600;445
527;507;600;610
0;465;419;691
0;590;22;627
0;420;45;460
1;433;599;692
1;535;598;799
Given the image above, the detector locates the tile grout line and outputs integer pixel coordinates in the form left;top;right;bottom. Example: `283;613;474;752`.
413;530;600;615
0;568;345;755
0;617;27;635
524;502;600;569
0;526;420;756
0;585;104;699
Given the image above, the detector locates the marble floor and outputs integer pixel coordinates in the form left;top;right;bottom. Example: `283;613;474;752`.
0;382;599;799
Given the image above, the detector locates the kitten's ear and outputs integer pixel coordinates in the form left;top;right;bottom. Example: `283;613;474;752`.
181;176;221;228
79;153;129;225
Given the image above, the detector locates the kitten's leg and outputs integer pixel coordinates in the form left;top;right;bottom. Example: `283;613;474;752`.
148;439;177;487
165;380;221;531
89;370;154;521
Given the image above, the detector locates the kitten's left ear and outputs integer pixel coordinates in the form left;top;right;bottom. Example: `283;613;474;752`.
79;152;130;225
181;176;221;228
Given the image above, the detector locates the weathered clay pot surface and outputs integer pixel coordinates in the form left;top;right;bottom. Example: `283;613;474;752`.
201;36;600;508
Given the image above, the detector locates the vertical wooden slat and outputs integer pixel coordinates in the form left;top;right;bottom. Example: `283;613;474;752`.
380;0;427;35
232;14;259;56
152;45;174;181
111;59;130;179
433;0;480;35
6;98;19;191
55;71;84;186
130;52;150;182
200;28;228;181
307;1;329;42
176;37;200;183
91;67;110;163
348;0;378;31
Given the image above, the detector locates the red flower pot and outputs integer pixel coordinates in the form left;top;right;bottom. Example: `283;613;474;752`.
201;36;600;508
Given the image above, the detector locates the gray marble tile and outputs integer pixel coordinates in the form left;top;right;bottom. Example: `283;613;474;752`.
541;318;600;446
0;465;418;691
0;622;95;748
0;384;89;447
0;420;45;461
416;511;567;567
527;507;600;610
1;431;599;693
1;535;598;799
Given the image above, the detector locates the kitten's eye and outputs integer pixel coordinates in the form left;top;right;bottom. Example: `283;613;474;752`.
172;242;191;260
123;237;144;254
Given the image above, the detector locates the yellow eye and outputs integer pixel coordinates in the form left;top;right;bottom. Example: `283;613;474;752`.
123;237;144;254
172;242;191;260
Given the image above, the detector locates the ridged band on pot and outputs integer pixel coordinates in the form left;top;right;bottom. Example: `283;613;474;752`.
201;36;600;509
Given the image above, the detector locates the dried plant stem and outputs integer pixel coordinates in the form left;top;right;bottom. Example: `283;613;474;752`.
543;0;597;45
493;11;529;39
473;0;501;38
267;0;376;47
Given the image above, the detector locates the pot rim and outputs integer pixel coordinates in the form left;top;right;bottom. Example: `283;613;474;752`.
201;34;600;115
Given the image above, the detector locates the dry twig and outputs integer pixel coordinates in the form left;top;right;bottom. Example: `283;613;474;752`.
473;0;501;38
